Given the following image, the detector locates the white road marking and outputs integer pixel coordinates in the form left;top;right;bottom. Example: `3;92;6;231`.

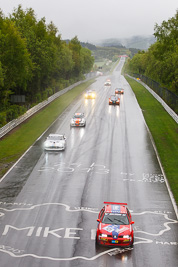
0;146;32;183
0;247;131;261
0;203;177;261
0;202;99;213
91;229;96;240
38;162;110;174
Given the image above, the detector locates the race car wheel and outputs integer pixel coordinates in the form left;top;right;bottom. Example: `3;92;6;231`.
130;237;134;247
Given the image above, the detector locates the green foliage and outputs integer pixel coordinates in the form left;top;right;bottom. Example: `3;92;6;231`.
0;111;6;127
0;61;4;87
69;36;82;77
80;47;94;73
0;105;26;127
0;6;94;126
0;14;33;109
125;11;178;94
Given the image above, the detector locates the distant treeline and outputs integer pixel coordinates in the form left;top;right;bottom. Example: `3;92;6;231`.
125;11;178;94
0;5;94;126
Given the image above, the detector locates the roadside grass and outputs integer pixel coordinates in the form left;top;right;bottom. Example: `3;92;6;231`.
94;61;106;67
0;79;95;178
125;76;178;205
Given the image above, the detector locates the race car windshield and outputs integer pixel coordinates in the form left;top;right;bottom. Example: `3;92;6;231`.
48;136;63;140
102;213;129;225
111;96;117;100
74;114;83;118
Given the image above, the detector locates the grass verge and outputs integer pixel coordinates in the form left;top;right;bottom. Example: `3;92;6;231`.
0;79;95;178
125;75;178;205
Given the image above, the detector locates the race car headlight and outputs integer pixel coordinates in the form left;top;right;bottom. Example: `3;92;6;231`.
100;234;107;237
92;93;95;97
123;235;132;241
45;142;50;147
123;235;130;239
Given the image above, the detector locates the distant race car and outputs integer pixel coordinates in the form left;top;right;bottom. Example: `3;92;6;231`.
115;88;124;94
44;134;66;151
70;113;86;127
109;95;120;105
84;90;96;99
104;79;111;86
96;202;134;247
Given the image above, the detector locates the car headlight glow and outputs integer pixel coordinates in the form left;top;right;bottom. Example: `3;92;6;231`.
100;234;107;237
123;235;131;240
45;142;50;147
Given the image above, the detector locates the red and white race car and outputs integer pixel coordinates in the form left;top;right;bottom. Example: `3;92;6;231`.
104;79;111;86
96;202;134;247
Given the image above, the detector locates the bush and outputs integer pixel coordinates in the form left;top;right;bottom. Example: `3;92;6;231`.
0;105;27;127
0;112;7;127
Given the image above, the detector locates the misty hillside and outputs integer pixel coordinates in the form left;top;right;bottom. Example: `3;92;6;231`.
94;35;156;50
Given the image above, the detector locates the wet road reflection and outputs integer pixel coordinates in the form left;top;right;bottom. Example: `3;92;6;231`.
0;60;177;267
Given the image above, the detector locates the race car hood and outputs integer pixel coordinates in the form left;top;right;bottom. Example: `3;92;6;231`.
45;140;65;145
74;118;82;122
99;223;131;237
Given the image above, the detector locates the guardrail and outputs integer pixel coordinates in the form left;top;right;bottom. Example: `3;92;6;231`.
129;73;178;114
127;75;178;124
0;74;97;139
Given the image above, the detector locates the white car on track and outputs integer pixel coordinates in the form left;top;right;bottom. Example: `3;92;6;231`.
104;79;111;86
44;134;66;151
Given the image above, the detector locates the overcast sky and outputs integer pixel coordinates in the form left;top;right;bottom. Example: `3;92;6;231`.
0;0;177;43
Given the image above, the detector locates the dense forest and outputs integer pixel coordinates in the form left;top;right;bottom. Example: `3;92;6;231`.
125;11;178;94
0;5;94;127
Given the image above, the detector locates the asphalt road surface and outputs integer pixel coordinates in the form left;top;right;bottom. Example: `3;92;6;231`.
0;59;177;267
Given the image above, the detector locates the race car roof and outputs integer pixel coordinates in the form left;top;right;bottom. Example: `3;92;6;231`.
104;203;127;214
75;113;83;115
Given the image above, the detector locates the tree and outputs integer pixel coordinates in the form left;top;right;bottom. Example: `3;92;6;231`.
69;36;82;77
126;11;178;93
80;47;94;74
0;15;33;109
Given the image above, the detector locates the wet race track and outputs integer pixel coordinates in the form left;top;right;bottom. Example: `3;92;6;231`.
0;59;178;267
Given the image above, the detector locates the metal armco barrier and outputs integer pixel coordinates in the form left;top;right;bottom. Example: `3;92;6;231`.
0;74;97;139
129;73;178;114
127;75;178;124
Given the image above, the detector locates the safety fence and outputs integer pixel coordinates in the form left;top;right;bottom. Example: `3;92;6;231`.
127;75;178;124
129;73;178;114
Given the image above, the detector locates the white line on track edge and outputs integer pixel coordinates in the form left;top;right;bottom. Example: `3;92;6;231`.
0;146;32;183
